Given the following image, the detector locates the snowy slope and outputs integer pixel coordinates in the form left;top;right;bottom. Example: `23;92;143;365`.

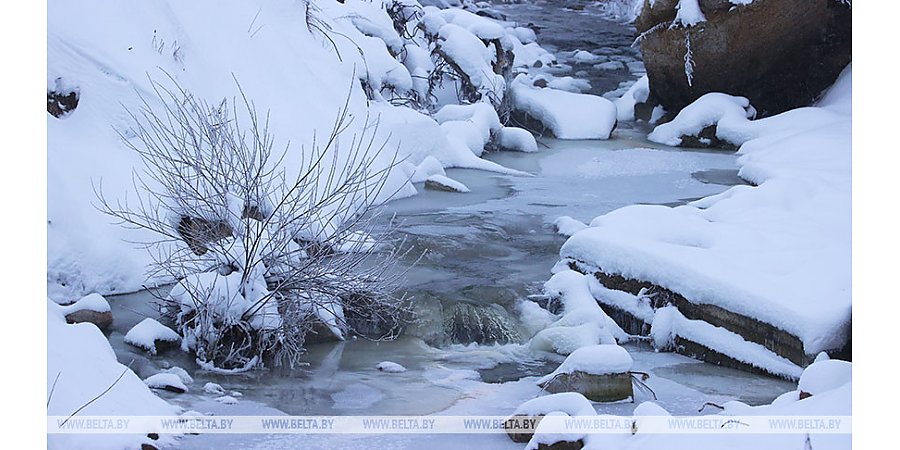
560;66;852;356
47;0;549;301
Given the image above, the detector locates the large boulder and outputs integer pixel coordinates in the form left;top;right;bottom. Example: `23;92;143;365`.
636;0;851;117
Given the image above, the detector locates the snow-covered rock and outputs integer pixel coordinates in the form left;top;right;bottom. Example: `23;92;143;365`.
495;127;538;153
144;372;189;394
537;345;635;402
376;361;408;373
798;359;851;398
524;411;585;450
425;175;471;193
510;76;617;140
162;366;194;385
203;382;226;396
538;345;633;383
506;392;596;443
59;293;112;330
124;318;181;355
553;216;588;237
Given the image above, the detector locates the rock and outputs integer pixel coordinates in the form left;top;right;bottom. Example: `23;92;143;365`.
176;216;233;256
124;318;181;355
144;373;188;394
445;302;519;344
525;411;586;450
636;0;851;117
64;310;113;331
424;175;470;193
61;293;113;330
47;78;79;118
539;371;634;402
533;78;549;88
141;444;158;450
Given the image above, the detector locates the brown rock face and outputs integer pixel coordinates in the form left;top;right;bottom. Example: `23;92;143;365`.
636;0;851;117
64;309;113;331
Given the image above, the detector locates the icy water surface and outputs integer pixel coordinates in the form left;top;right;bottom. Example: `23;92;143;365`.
103;3;797;448
105;130;794;449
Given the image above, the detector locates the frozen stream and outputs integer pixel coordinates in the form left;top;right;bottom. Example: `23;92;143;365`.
106;129;794;449
104;2;797;448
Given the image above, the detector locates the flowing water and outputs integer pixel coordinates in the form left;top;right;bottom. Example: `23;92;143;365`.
104;2;795;448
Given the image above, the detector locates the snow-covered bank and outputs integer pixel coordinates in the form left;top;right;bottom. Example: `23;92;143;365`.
47;0;570;302
557;66;852;365
47;301;178;449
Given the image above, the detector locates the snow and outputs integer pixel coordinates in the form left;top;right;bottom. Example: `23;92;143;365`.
648;93;756;146
560;67;852;357
673;0;706;27
537;344;633;385
163;366;194;385
548;77;592;94
512;392;597;418
123;318;180;355
411;156;448;183
47;301;177;450
426;174;472;193
798;359;852;396
143;372;189;393
573;50;601;62
510;76;618;139
59;293;110;314
46;0;543;301
530;271;625;355
614;75;650;122
436;23;506;100
554;216;588;237
496;127;538;153
376;361;408;373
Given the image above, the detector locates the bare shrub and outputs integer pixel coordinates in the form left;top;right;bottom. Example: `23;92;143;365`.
97;77;411;371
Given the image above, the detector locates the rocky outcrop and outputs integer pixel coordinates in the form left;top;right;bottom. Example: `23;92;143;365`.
636;0;851;117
